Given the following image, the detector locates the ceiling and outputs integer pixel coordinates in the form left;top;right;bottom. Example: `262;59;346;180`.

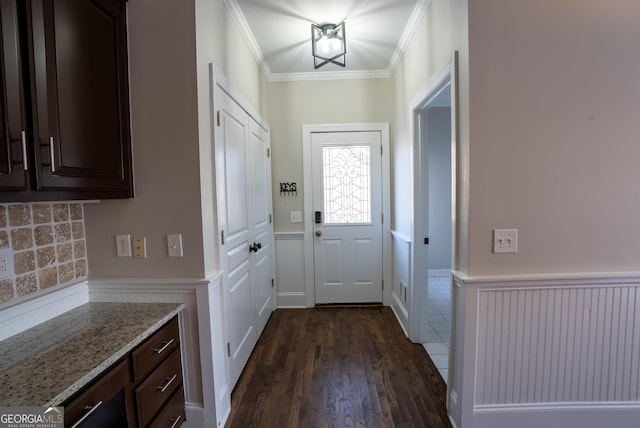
224;0;430;82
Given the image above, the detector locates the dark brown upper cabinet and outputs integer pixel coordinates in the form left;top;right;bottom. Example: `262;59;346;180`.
0;0;133;202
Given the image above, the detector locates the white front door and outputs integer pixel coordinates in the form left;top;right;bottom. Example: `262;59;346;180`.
311;131;383;304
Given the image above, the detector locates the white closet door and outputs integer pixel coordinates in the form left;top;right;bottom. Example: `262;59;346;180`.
248;119;275;336
215;86;275;390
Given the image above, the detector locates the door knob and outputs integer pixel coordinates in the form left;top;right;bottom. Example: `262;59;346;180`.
315;230;322;237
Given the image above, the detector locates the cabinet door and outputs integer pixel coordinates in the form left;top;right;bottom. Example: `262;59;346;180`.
28;0;132;197
0;0;29;191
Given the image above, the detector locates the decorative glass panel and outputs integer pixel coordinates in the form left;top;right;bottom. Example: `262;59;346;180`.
322;145;371;224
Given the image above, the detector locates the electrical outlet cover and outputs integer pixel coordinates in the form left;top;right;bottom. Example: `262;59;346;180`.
133;237;147;258
116;234;132;257
0;248;14;279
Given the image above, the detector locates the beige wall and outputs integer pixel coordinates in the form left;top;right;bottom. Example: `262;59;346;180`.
466;0;640;275
85;0;266;280
266;78;394;232
392;0;470;271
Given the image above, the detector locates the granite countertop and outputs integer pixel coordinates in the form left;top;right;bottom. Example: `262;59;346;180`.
0;302;184;407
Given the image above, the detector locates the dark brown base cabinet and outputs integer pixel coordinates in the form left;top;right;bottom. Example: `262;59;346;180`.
0;0;133;202
63;317;185;428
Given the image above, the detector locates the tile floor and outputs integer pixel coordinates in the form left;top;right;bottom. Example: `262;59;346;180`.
422;272;451;383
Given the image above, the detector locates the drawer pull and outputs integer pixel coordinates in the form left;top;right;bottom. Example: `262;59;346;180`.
154;339;175;355
70;401;103;428
169;415;182;428
157;374;178;393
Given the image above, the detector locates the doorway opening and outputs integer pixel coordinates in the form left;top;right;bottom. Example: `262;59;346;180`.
409;53;458;386
422;91;452;381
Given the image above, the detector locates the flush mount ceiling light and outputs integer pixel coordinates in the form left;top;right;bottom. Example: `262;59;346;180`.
311;22;346;69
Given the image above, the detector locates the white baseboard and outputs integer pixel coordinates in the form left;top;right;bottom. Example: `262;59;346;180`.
183;403;205;428
428;269;452;278
473;403;640;428
276;292;306;308
0;281;89;341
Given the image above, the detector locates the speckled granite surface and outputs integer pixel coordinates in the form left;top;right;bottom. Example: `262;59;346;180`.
0;302;184;406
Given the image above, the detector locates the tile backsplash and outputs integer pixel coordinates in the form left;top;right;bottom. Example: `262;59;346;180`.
0;203;88;305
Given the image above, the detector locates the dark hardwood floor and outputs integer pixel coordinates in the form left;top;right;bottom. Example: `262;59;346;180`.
225;306;451;428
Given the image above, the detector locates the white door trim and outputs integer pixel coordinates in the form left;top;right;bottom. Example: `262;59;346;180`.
409;52;459;342
302;123;391;308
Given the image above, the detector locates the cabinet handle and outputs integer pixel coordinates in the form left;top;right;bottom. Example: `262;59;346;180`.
169;415;182;428
153;338;175;355
20;131;28;170
70;401;103;428
157;374;178;393
49;136;57;173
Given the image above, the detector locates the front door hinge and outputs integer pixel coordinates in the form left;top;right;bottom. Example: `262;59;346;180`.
269;214;272;224
424;237;429;245
221;230;225;245
381;213;384;224
217;111;221;126
271;278;275;288
267;148;270;157
382;279;384;290
381;144;383;156
227;342;231;357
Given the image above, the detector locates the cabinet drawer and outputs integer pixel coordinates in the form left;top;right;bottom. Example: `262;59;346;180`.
63;358;130;427
148;386;185;428
135;348;182;427
132;317;179;381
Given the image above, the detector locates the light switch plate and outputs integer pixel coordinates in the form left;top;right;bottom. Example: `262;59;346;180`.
290;211;302;223
0;248;14;279
167;234;183;257
493;229;518;253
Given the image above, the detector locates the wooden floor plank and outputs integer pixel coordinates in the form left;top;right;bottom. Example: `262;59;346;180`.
225;307;451;428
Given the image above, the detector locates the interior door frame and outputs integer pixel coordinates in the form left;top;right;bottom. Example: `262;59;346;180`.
302;123;391;308
409;52;459;343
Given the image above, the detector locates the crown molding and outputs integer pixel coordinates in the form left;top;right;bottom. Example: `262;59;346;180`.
268;68;392;82
222;0;273;78
387;0;431;75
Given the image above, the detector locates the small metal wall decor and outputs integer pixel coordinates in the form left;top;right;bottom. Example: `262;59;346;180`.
280;182;297;197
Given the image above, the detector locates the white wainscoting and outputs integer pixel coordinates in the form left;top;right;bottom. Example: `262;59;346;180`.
274;232;306;307
391;231;411;335
449;272;640;428
89;275;229;428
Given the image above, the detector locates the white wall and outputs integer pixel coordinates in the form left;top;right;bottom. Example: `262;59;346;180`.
466;0;640;276
266;79;394;233
392;0;470;272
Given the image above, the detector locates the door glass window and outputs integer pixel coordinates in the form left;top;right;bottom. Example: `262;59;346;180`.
322;145;371;224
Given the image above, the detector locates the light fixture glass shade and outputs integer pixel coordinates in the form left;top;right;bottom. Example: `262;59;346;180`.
311;22;346;69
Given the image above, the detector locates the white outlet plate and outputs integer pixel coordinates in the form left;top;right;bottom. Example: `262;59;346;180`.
115;234;132;257
167;234;183;257
133;237;147;258
0;248;14;279
290;211;302;223
493;229;518;253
